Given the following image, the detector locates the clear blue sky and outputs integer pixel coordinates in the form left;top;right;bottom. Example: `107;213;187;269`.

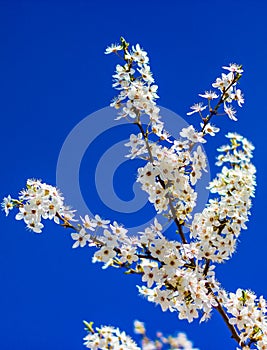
1;1;267;349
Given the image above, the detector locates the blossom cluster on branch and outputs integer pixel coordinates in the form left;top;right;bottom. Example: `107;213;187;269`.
82;320;198;350
3;38;265;349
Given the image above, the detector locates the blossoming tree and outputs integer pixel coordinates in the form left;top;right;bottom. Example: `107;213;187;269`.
3;37;264;350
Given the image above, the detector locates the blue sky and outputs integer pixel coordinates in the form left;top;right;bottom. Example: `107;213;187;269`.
1;0;267;349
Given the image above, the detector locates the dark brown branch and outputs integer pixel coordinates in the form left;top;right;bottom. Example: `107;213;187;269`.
203;259;211;276
214;297;244;348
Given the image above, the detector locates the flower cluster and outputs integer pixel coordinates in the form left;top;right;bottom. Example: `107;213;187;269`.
223;289;267;349
191;133;256;262
135;141;204;221
2;179;75;233
106;38;170;144
83;322;139;350
82;320;198;350
187;63;244;122
84;216;218;323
